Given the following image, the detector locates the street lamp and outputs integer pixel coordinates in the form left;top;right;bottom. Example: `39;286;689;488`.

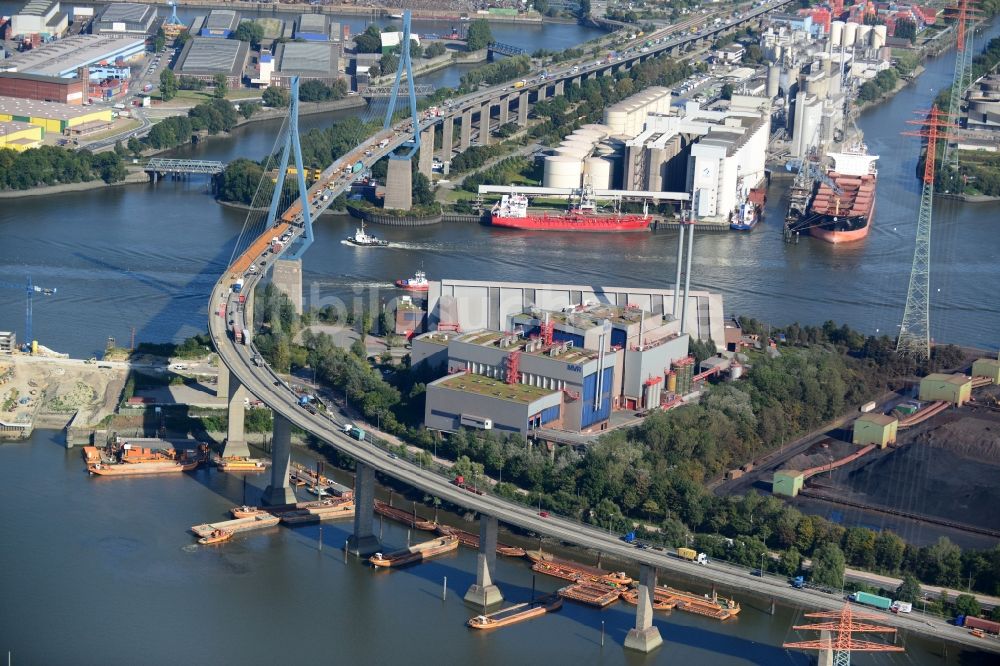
760;552;765;576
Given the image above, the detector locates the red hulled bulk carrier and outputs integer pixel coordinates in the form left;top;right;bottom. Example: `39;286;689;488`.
808;147;879;244
489;190;652;232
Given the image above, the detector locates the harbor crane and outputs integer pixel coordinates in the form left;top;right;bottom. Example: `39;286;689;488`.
0;276;57;353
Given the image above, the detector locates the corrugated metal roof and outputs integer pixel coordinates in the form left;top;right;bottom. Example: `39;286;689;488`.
179;38;244;74
276;42;337;75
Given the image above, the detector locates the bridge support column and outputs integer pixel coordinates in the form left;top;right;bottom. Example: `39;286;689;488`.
498;96;509;126
537;85;547;102
518;91;529;126
460;110;472;151
418;125;435;178
624;564;663;653
464;514;503;607
479;102;491;146
554;80;564;96
272;259;302;315
441;117;454;161
261;413;296;506
216;362;230;399
384;156;413;210
347;462;381;556
223;371;250;458
818;630;833;666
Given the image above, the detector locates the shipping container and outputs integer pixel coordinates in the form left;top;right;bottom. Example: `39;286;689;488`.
240;328;250;345
232;278;244;293
345;425;365;441
850;592;892;610
962;615;1000;634
677;547;697;560
860;401;877;413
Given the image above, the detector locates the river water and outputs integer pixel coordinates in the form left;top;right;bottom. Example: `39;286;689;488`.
1;12;999;664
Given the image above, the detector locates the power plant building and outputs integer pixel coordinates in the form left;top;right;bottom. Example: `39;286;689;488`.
93;3;158;37
175;37;250;86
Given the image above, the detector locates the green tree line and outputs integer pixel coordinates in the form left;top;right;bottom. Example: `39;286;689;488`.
0;146;125;190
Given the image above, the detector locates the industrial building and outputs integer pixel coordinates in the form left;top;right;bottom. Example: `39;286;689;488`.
0;72;86;105
0;332;15;354
295;13;334;41
0;120;44;150
9;0;68;40
0;35;146;79
604;87;672;138
966;75;1000;131
93;3;158;37
394;296;425;337
852;412;898;449
426;278;725;349
270;42;341;88
175;37;249;87
380;31;420;53
972;358;1000;384
199;10;240;38
423;328;616;436
772;469;804;497
919;373;972;406
0;95;112;134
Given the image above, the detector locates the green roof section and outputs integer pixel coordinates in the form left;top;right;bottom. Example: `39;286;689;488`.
436;373;557;404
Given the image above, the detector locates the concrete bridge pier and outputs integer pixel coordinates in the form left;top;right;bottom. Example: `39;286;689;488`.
623;564;663;653
537;85;547;102
272;259;303;315
223;371;251;458
498;97;510;126
554;80;564;96
518;91;529;126
384;155;413;210
464;514;503;607
418;125;435;178
440;117;454;162
478;102;491;146
818;630;833;666
347;462;381;556
459;110;472;151
216;363;230;399
261;413;296;506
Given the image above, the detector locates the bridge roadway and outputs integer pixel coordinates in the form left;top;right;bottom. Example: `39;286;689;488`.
208;0;1000;653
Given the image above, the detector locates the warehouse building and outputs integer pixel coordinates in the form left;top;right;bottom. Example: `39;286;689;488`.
0;95;112;134
295;13;331;41
0;35;146;79
425;373;563;437
93;3;158;37
772;469;804;497
0;71;86;104
270;41;341;88
919;373;972;406
852;413;898;449
423;329;617;435
0;120;44;151
10;0;68;40
176;37;249;87
427;279;725;351
972;358;1000;384
199;10;240;38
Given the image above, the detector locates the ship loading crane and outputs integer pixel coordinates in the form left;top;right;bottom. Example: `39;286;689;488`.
0;276;57;353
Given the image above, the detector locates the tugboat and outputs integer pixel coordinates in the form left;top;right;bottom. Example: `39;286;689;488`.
198;529;233;545
345;221;389;247
395;270;429;292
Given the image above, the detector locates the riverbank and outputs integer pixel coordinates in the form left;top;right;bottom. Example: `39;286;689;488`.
855;64;926;113
0;168;149;200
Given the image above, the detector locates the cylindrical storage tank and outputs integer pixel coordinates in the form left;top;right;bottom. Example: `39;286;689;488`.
584;157;613;189
857;24;872;49
767;64;780;98
570;129;604;143
830;20;844;47
543;155;583;189
843;21;858;47
604;108;627;134
871;25;887;50
554;146;590;160
579;124;611;138
559;139;594;154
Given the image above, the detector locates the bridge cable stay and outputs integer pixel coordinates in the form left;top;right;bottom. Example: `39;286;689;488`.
227;101;293;268
381;10;421;159
263;76;313;261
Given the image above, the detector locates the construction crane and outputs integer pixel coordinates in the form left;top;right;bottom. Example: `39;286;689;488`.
0;276;57;353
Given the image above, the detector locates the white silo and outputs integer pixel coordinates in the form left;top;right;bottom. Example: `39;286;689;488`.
843;21;858;47
584;157;613;189
857;24;872;50
579;124;611;138
767;63;780;98
543;155;583;188
871;25;887;50
571;129;605;143
830;21;844;47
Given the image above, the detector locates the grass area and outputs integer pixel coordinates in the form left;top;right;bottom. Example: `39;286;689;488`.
165;89;262;104
438;373;555;403
84;118;141;142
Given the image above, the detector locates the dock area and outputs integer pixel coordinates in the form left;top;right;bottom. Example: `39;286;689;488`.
190;513;281;538
278;499;355;524
527;550;632;587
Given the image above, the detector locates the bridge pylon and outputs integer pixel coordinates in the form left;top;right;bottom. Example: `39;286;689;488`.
266;76;313;260
382;10;422;211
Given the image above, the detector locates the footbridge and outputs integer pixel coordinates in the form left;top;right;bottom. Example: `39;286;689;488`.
205;6;997;656
144;158;225;175
486;41;526;59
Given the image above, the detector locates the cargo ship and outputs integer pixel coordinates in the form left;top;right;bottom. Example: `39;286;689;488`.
216;456;266;472
807;147;878;244
467;594;563;630
621;585;741;620
369;535;459;568
557;582;622;608
526;550;632;587
489;190;652;232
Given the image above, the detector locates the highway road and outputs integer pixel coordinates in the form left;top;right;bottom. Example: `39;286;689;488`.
207;0;1000;653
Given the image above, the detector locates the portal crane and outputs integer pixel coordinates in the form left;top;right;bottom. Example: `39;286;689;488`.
0;276;57;352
